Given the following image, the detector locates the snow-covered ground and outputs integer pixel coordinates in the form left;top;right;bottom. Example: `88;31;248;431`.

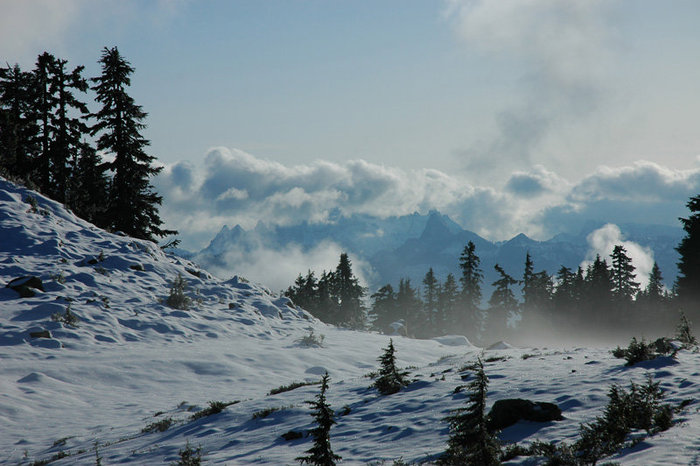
1;177;699;465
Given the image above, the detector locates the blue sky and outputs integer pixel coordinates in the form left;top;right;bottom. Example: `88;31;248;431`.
2;0;700;249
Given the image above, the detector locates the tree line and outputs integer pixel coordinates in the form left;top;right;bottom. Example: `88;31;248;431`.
287;194;700;345
0;47;173;242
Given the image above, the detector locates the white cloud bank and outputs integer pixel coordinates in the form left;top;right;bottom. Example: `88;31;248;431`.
155;147;700;252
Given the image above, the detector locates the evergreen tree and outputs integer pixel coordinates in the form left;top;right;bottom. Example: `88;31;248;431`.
422;267;440;335
91;46;174;241
610;245;640;305
439;357;501;465
47;57;89;204
585;255;613;324
316;270;338;323
71;144;109;225
374;339;410;395
521;252;534;310
520;253;553;324
487;264;518;336
369;284;398;333
0;63;39;180
396;278;423;337
676;194;700;309
297;373;341;466
331;253;365;328
33;52;58;194
459;241;484;336
438;273;459;335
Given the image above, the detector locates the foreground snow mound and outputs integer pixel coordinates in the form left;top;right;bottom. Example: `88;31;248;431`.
0;176;313;351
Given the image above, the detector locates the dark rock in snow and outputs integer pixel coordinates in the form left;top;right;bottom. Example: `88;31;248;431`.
29;330;52;339
488;398;563;431
6;276;44;297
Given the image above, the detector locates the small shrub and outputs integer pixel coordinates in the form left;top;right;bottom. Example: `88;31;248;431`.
173;441;201;466
51;304;79;327
374;339;410;395
252;405;292;419
24;195;38;213
167;273;191;310
612;337;675;366
142;417;174;433
190;400;235;420
268;380;318;396
297;329;325;347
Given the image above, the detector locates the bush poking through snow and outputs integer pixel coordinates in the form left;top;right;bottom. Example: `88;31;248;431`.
268;380;319;396
252;405;293;420
297;329;325;347
374;339;410;395
575;375;672;464
142;417;174;433
612;337;675;366
190;400;237;421
676;311;698;350
174;440;202;466
167;273;191;310
296;372;341;466
51;304;79;327
438;356;501;465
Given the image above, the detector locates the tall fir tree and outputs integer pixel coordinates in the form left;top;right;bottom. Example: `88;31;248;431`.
91;46;174;241
487;264;518;337
0;63;39;180
459;241;484;337
33;52;58;194
369;284;398;333
72;144;109;225
676;194;700;311
331;253;365;328
397;278;423;337
610;245;640;305
438;273;459;336
297;373;341;466
585;254;613;325
439;357;501;465
422;267;440;336
47;57;90;204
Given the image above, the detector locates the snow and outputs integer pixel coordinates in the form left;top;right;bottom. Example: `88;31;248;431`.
1;176;699;465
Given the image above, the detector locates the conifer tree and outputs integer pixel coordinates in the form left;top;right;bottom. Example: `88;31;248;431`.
331;253;366;328
369;284;398;333
422;267;440;335
676;194;700;309
396;278;422;336
487;264;518;336
439;357;501;465
71;144;109;225
459;241;484;335
91;46;174;241
438;273;459;335
297;373;341;466
0;63;39;180
610;245;640;305
374;339;410;395
33;52;58;193
47;57;90;204
585;255;613;324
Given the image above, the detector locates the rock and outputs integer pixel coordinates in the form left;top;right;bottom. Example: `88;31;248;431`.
488;398;563;431
29;330;52;339
6;276;44;297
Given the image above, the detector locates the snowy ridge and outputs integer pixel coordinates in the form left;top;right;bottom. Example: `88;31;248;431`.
1;177;699;465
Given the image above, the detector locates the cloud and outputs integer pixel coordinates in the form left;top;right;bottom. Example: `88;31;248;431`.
445;0;617;178
155;148;700;252
581;224;655;287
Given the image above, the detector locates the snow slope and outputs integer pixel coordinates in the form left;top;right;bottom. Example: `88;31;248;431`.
1;177;699;465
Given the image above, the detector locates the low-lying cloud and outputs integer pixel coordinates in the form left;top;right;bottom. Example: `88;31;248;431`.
581;224;655;288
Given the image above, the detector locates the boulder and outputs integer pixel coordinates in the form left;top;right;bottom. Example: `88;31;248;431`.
29;330;52;339
488;398;563;431
6;276;44;298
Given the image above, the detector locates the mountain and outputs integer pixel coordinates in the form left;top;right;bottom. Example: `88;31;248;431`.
2;176;699;464
191;210;683;295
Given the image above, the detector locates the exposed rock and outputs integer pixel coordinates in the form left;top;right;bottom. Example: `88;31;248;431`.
488;398;563;431
6;276;44;298
29;330;51;339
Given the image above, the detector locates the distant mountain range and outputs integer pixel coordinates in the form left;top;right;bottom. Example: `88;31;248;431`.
183;211;684;295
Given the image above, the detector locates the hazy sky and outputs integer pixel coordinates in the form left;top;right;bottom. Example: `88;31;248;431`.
2;0;700;250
